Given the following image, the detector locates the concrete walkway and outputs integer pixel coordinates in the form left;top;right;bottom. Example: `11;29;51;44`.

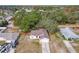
63;40;76;53
9;48;15;53
41;42;50;53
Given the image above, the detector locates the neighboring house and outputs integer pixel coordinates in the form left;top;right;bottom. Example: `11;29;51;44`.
29;29;49;42
0;33;19;53
0;33;19;47
58;24;79;33
60;27;79;40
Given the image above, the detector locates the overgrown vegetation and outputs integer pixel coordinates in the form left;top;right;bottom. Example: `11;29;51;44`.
14;6;79;33
0;20;8;27
14;9;41;32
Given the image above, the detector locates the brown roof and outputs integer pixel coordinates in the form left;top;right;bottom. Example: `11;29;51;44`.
30;29;49;39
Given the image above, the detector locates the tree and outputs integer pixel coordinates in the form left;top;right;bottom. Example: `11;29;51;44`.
67;12;79;24
36;19;58;33
14;10;42;32
0;20;8;27
14;9;27;26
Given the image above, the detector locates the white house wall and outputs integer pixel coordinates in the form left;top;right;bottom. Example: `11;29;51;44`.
30;35;39;40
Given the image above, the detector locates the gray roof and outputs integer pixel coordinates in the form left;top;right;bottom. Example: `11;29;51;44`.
30;29;49;39
60;27;79;39
0;33;19;41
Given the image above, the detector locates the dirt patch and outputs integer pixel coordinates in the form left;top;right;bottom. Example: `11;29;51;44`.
71;42;79;53
49;33;69;53
15;34;42;53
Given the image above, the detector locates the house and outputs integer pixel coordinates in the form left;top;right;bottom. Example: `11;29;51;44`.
29;29;49;42
0;33;20;48
60;27;79;40
0;33;19;53
58;24;79;33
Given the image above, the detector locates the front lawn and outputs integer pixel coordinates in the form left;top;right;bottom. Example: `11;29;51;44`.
15;34;42;53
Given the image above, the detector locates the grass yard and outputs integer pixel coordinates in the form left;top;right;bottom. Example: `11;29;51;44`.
0;41;5;45
49;32;69;53
15;34;42;53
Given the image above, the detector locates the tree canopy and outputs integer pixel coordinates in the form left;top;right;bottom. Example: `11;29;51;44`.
0;20;8;27
14;9;42;32
14;6;79;33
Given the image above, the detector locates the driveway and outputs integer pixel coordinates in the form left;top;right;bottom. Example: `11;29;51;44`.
63;40;76;53
40;38;50;53
41;42;50;53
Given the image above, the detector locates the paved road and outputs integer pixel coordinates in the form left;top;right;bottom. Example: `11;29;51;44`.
63;40;76;53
